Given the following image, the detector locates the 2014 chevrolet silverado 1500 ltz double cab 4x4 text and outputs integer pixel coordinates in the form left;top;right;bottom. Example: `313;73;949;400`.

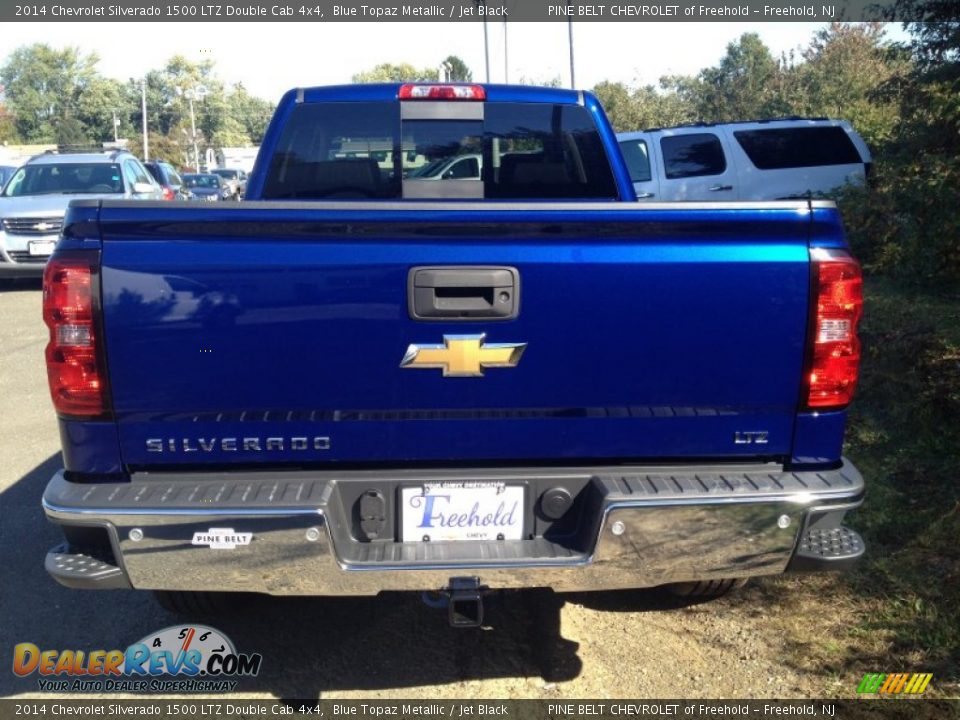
40;84;865;627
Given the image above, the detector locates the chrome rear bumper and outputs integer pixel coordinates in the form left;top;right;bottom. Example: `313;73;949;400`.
42;460;865;595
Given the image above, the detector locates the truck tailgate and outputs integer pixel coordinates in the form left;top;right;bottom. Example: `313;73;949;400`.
96;201;811;469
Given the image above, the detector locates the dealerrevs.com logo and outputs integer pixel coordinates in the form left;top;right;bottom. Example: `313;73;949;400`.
13;625;262;693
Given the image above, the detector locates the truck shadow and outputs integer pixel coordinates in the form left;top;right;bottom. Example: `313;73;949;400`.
1;455;585;698
0;278;42;293
213;589;583;695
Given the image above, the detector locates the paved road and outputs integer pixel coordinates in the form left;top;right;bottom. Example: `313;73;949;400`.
0;280;834;700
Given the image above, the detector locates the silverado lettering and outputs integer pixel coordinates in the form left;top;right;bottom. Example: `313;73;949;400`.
145;437;331;452
40;82;866;626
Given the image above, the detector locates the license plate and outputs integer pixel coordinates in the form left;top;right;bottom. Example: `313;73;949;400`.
28;240;56;257
400;482;524;542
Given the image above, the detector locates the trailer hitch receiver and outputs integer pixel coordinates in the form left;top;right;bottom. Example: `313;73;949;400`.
446;576;486;628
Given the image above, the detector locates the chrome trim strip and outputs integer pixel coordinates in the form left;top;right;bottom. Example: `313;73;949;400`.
42;488;858;521
810;247;855;261
41;499;325;518
99;199;836;212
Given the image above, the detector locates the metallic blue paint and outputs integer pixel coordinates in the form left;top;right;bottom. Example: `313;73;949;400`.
58;420;123;475
51;85;855;476
791;411;848;466
82;202;825;470
809;204;848;249
56;202;102;252
581;91;635;202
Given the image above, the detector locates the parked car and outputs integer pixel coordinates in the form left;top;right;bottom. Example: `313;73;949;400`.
212;168;246;199
40;84;865;625
617;118;872;201
182;173;232;201
144;160;192;200
407;153;482;180
0;150;162;278
0;165;17;192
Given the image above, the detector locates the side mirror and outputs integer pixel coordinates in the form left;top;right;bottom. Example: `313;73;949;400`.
133;182;156;195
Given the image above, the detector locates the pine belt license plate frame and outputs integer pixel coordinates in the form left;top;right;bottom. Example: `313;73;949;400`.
399;482;526;542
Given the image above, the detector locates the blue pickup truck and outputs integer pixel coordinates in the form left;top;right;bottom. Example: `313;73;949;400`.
40;84;865;626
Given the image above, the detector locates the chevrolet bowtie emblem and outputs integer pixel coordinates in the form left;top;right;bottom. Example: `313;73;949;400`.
401;334;527;377
34;222;53;232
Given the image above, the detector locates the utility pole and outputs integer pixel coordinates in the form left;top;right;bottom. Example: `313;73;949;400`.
176;85;207;171
112;111;119;143
188;93;199;171
474;0;490;82
483;16;490;82
141;80;149;160
567;1;575;89
503;21;508;83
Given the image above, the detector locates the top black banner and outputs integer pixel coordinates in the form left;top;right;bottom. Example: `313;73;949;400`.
4;0;951;22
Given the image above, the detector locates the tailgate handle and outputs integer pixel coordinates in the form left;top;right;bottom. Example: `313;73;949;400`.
409;266;519;321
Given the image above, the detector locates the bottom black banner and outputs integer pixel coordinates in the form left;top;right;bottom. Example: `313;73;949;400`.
0;699;957;720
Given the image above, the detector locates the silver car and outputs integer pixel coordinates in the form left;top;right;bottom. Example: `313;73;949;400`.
211;168;245;200
0;150;163;278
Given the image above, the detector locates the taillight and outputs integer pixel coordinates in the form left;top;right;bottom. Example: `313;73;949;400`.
162;186;175;201
42;257;108;416
398;84;486;100
804;249;863;410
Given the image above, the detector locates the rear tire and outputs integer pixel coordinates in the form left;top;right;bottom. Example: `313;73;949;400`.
152;590;247;616
666;578;747;599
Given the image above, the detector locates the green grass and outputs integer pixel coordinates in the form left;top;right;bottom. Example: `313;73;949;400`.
841;276;960;685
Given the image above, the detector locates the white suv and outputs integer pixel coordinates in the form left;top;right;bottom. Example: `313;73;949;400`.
617;118;872;202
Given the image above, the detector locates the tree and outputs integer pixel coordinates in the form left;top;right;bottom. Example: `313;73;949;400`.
896;0;960;69
0;43;276;159
895;3;960;154
665;33;785;122
0;102;19;144
225;84;274;144
0;44;102;142
832;14;959;283
440;55;473;81
793;23;908;147
593;80;695;132
352;63;439;83
127;55;272;159
77;76;135;143
212;114;252;148
516;75;564;88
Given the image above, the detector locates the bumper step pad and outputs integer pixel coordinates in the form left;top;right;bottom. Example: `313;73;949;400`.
45;544;130;590
789;526;865;572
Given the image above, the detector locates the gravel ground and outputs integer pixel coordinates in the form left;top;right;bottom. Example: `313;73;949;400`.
0;280;856;700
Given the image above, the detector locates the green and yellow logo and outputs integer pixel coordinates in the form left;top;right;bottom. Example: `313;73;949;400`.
857;672;932;696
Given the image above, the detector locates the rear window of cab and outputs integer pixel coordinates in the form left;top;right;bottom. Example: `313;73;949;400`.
262;101;618;201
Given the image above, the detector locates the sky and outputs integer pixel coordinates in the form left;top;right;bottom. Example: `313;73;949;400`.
7;21;908;103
